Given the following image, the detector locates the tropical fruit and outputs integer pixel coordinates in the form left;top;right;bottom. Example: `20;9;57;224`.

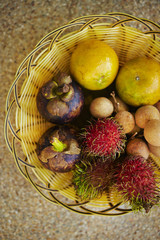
116;57;160;107
115;155;159;213
80;118;126;159
70;39;119;90
89;97;114;118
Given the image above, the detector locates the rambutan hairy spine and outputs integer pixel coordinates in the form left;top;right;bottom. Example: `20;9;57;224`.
72;157;115;201
80;117;126;160
115;155;160;213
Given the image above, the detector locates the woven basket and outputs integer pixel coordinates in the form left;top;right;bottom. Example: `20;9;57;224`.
5;13;160;216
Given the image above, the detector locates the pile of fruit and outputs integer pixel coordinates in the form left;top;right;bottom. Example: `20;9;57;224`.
36;39;160;213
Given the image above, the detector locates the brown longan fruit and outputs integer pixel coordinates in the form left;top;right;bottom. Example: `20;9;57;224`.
144;119;160;146
126;138;149;159
128;112;141;135
135;105;160;128
90;97;114;118
148;143;160;158
115;111;135;134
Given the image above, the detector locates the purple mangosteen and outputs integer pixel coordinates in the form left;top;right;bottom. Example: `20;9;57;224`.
37;125;81;173
36;73;84;124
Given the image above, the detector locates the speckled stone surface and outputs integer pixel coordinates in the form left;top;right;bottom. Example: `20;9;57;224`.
1;1;160;240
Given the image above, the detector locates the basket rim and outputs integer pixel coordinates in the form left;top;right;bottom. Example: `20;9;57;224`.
4;12;160;216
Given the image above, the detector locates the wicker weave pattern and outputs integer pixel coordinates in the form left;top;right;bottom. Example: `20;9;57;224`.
5;13;160;216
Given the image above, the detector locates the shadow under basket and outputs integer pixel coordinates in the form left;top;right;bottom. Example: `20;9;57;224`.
5;13;160;216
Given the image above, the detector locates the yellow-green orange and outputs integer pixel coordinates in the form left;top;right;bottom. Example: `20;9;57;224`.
70;39;119;90
116;57;160;107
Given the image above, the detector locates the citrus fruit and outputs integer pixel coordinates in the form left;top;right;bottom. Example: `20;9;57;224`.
70;39;119;90
116;57;160;107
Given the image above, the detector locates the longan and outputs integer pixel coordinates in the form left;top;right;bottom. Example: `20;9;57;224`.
90;97;114;118
148;143;160;158
144;119;160;146
115;111;135;134
135;105;160;128
126;138;149;159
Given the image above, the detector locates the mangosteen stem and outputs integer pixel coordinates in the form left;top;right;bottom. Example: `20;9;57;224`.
51;137;67;152
56;83;70;95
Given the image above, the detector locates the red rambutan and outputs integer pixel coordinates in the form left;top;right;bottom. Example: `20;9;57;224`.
73;157;114;201
80;118;126;159
115;155;160;212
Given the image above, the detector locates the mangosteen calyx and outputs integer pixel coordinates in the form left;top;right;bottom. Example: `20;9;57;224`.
47;99;69;117
42;73;74;103
41;80;58;99
37;126;81;172
38;146;57;163
49;136;81;156
37;72;84;124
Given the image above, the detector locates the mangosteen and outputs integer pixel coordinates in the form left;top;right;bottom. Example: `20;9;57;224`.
36;125;81;173
36;73;84;124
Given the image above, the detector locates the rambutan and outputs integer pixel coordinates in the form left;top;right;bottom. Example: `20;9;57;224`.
73;157;114;201
115;155;160;212
80;118;126;159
